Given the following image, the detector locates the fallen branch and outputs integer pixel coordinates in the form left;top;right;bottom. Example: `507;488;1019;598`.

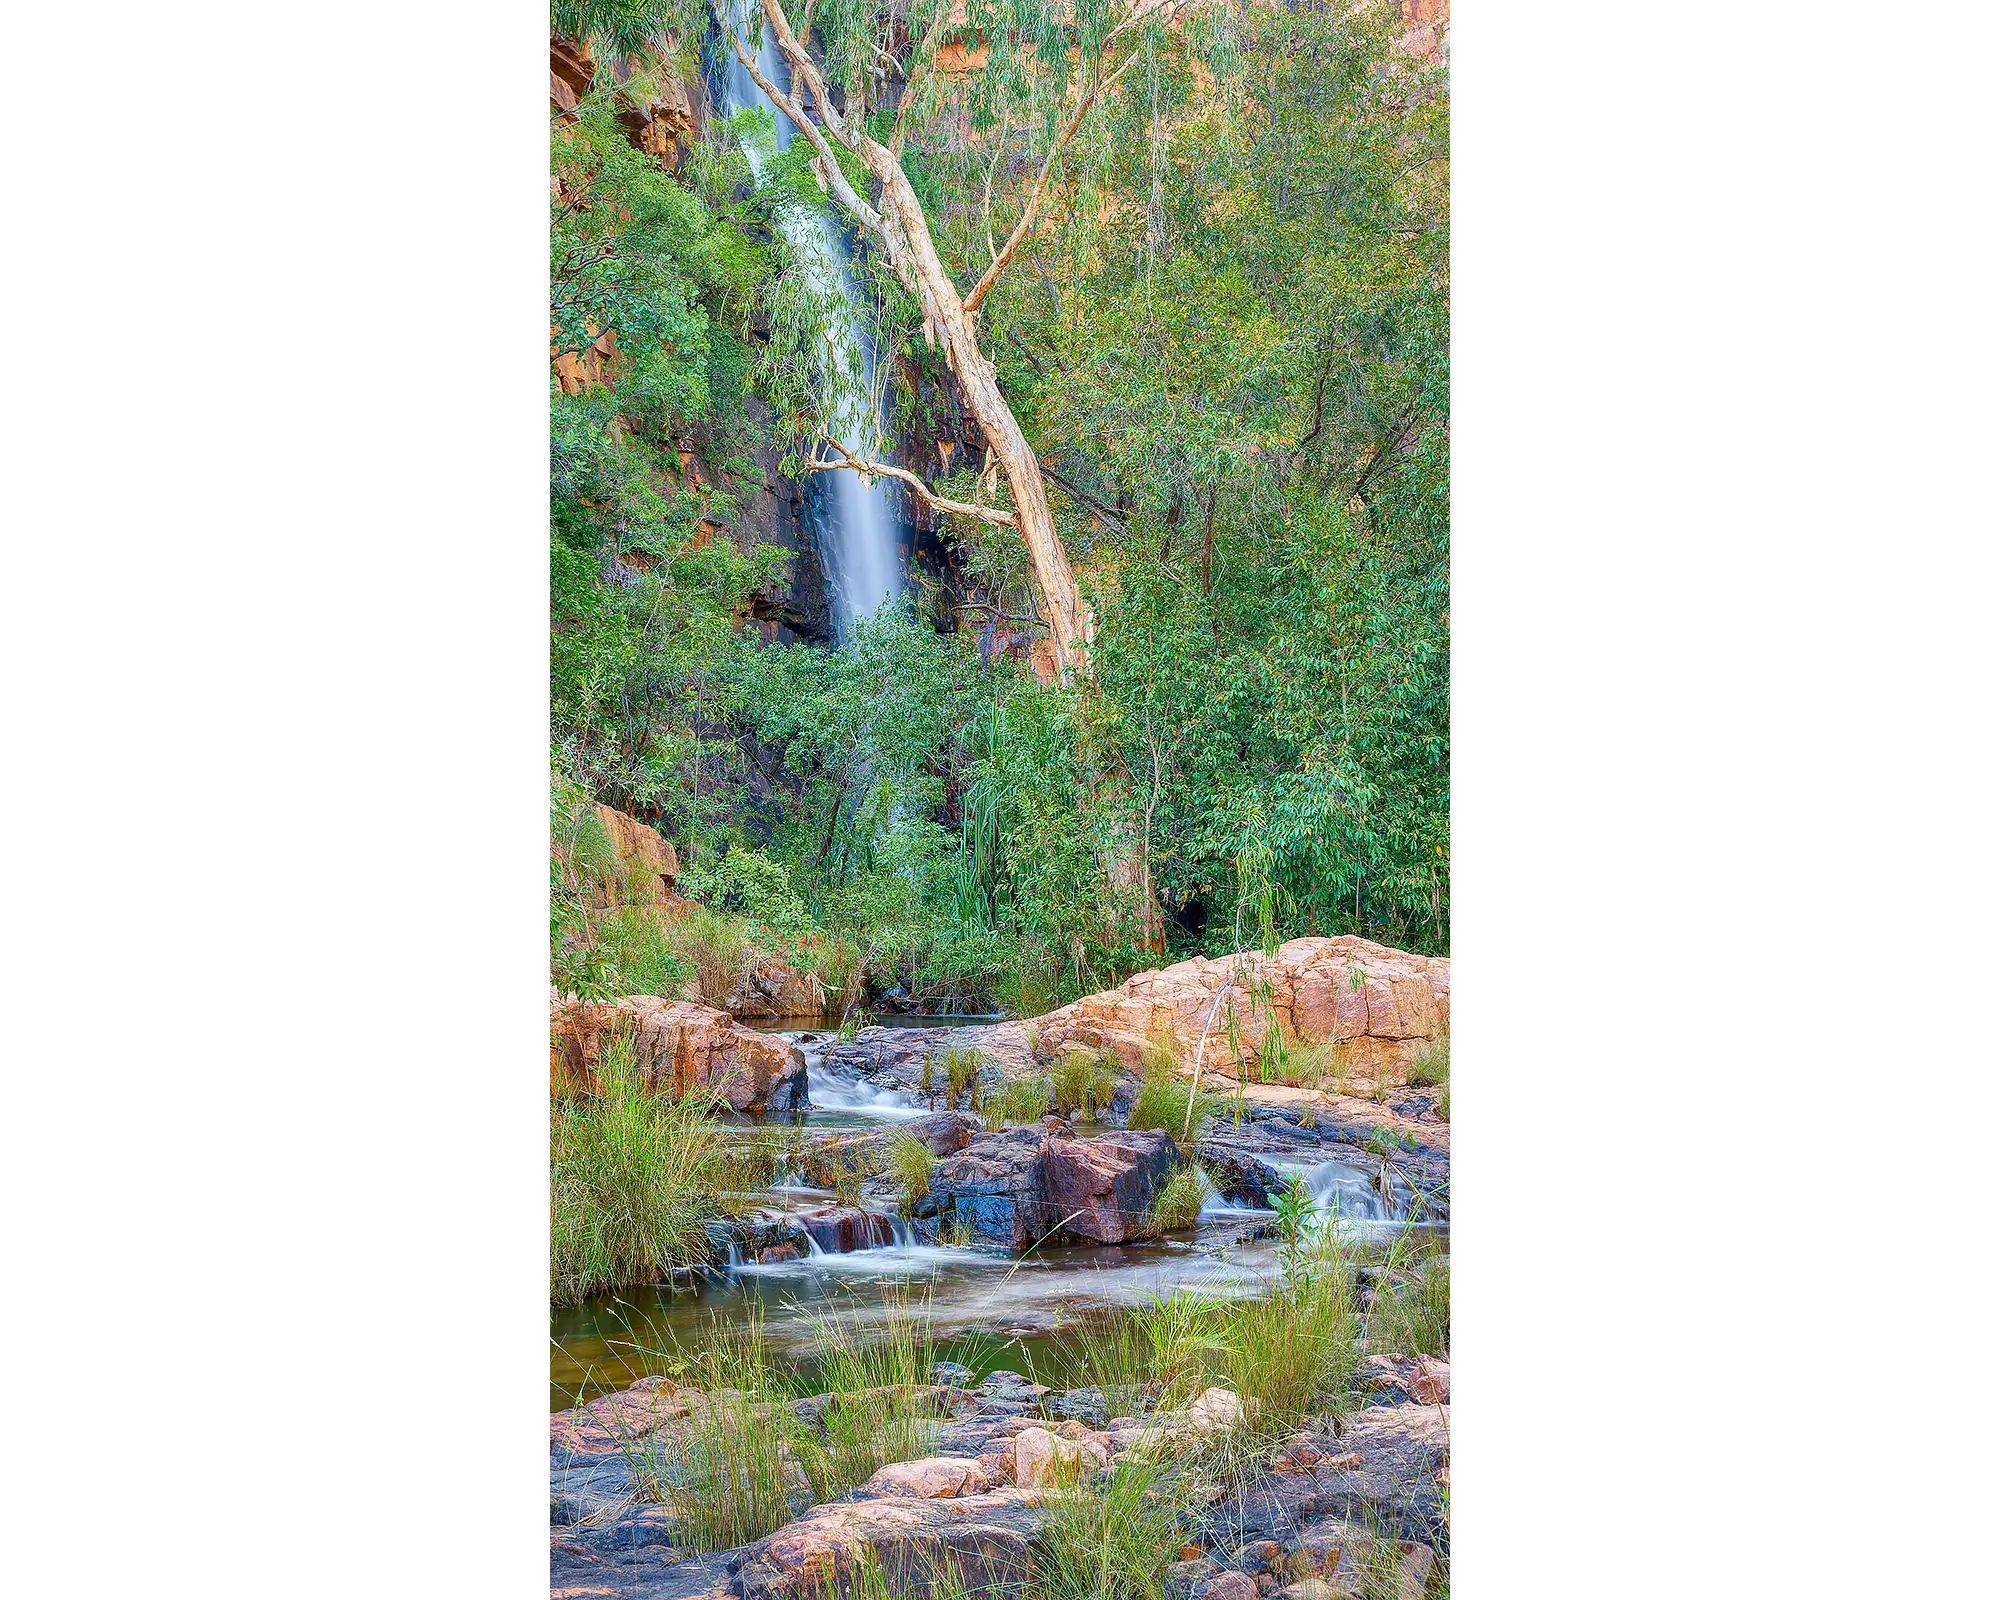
807;437;1019;529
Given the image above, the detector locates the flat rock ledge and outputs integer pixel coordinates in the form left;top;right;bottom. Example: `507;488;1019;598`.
1038;934;1449;1088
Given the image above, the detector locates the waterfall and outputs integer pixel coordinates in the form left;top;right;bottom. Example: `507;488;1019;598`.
716;7;902;639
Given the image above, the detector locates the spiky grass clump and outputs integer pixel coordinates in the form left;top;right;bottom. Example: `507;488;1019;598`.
1126;1037;1220;1141
1221;1225;1361;1432
1051;1050;1118;1121
550;1032;722;1304
595;904;691;999
615;1314;803;1553
1148;1162;1209;1233
983;1072;1053;1131
941;1045;983;1107
1407;1033;1449;1087
806;932;863;1016
1367;1250;1450;1361
794;1299;942;1499
668;902;749;1008
1030;1460;1182;1600
883;1130;935;1214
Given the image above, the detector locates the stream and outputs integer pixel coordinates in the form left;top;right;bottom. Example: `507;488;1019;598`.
551;1026;1440;1411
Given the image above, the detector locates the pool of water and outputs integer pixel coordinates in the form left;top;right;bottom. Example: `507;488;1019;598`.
551;1028;1443;1411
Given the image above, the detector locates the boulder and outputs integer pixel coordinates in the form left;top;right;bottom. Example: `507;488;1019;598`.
729;951;830;1018
549;995;806;1112
576;801;680;908
1200;1575;1261;1600
1409;1357;1450;1406
1011;1425;1110;1489
925;1127;1177;1250
732;1490;1036;1600
1189;1388;1246;1433
1045;1128;1178;1242
1035;936;1449;1090
803;1113;979;1186
798;1206;894;1254
863;1456;993;1499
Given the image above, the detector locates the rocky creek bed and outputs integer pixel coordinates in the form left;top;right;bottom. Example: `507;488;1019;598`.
552;1021;1450;1598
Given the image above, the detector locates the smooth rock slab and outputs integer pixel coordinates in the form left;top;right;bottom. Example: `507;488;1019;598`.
730;1489;1038;1600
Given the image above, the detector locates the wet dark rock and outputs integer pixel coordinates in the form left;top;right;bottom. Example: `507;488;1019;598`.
550;1456;636;1525
804;1113;979;1184
1049;1386;1110;1427
930;1361;978;1388
924;1126;1178;1250
702;1213;808;1267
975;1369;1051;1404
798;1206;895;1253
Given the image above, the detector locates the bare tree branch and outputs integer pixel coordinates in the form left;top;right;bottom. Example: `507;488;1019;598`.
808;437;1020;529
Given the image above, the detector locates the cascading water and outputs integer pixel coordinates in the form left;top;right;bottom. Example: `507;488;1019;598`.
716;7;901;639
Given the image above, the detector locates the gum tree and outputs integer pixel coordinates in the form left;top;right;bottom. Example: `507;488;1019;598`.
717;0;1204;687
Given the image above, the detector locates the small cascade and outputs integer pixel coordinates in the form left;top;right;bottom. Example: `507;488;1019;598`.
805;1063;929;1122
1196;1171;1275;1220
725;1239;743;1272
1300;1159;1397;1223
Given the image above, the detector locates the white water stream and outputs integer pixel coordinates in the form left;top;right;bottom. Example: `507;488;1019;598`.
718;6;901;637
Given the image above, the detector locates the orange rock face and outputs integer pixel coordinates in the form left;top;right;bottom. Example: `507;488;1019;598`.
549;995;806;1112
581;802;680;909
1035;935;1449;1089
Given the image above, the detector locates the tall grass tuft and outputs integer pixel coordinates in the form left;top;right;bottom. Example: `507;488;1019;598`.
550;1031;722;1303
669;902;749;1008
983;1072;1053;1130
1148;1162;1209;1233
806;932;863;1016
1051;1050;1118;1121
1367;1250;1450;1360
794;1298;942;1499
1407;1033;1449;1087
597;904;691;998
941;1045;983;1107
1126;1037;1219;1141
615;1312;803;1553
883;1130;935;1214
1221;1221;1361;1432
1029;1460;1182;1600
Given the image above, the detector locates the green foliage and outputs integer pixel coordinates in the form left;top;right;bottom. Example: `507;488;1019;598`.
548;0;1447;1016
983;1072;1054;1131
1148;1162;1208;1233
1126;1038;1218;1140
794;1300;943;1500
1051;1050;1118;1121
550;1031;722;1302
882;1131;936;1214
